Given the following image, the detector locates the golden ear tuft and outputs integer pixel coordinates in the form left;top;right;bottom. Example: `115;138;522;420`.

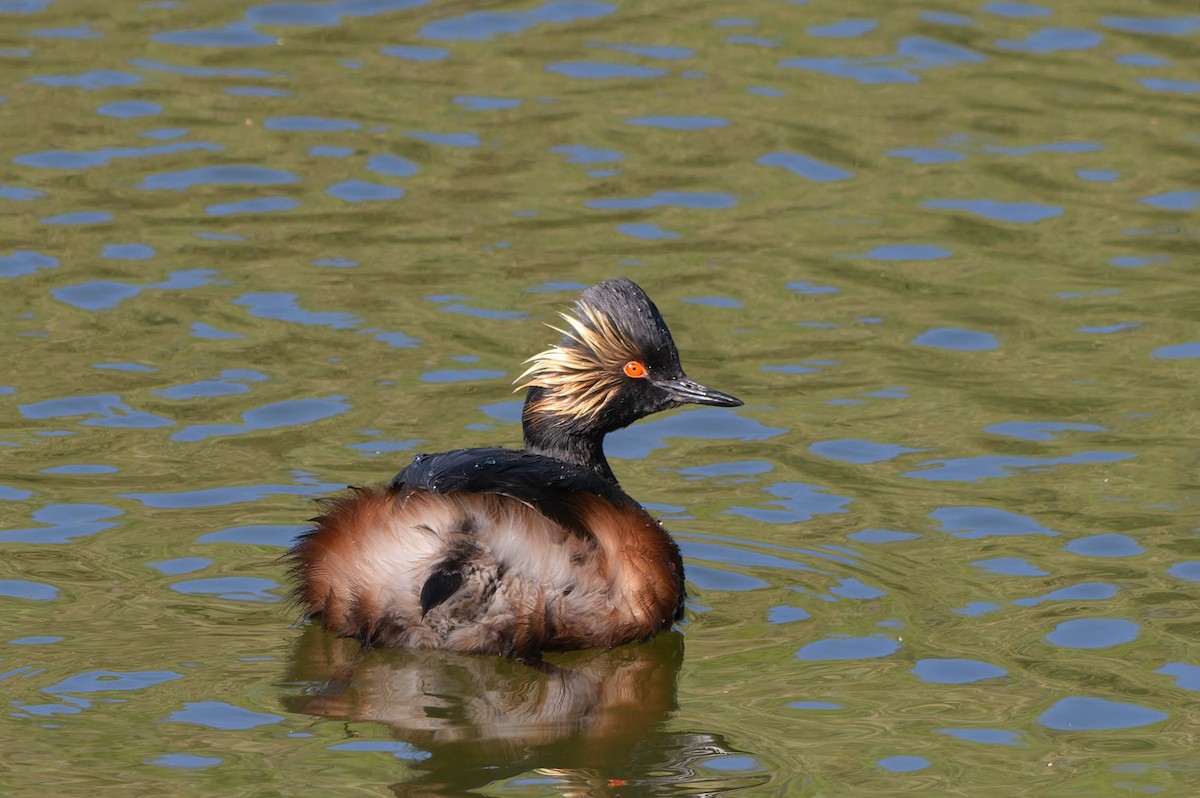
513;306;643;423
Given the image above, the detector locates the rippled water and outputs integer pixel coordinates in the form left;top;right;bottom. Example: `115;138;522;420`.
3;0;1199;795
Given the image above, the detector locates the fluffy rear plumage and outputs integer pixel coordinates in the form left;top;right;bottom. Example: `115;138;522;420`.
289;481;684;656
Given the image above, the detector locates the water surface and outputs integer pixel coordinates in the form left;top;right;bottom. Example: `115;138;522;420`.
3;0;1199;795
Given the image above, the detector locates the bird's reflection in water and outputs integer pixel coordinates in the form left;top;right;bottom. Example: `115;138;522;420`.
284;627;768;797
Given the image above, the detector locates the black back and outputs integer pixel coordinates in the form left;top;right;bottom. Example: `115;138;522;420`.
390;447;634;539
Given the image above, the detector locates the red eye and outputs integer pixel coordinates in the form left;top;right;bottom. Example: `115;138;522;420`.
623;360;647;378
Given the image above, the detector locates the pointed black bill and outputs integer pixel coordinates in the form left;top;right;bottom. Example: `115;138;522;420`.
655;377;743;408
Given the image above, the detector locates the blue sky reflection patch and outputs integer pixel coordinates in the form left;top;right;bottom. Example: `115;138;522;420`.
1045;619;1139;649
911;327;999;351
725;481;852;524
171;398;349;442
923;198;1062;222
912;658;1006;684
168;701;283;730
797;636;900;661
1038;697;1167;731
931;506;1057;538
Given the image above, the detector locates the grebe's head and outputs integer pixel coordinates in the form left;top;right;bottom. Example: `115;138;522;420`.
516;278;742;440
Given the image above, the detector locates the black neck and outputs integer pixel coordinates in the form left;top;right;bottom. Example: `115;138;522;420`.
521;388;617;484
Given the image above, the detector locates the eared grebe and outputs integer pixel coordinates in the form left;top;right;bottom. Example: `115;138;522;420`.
289;278;742;657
